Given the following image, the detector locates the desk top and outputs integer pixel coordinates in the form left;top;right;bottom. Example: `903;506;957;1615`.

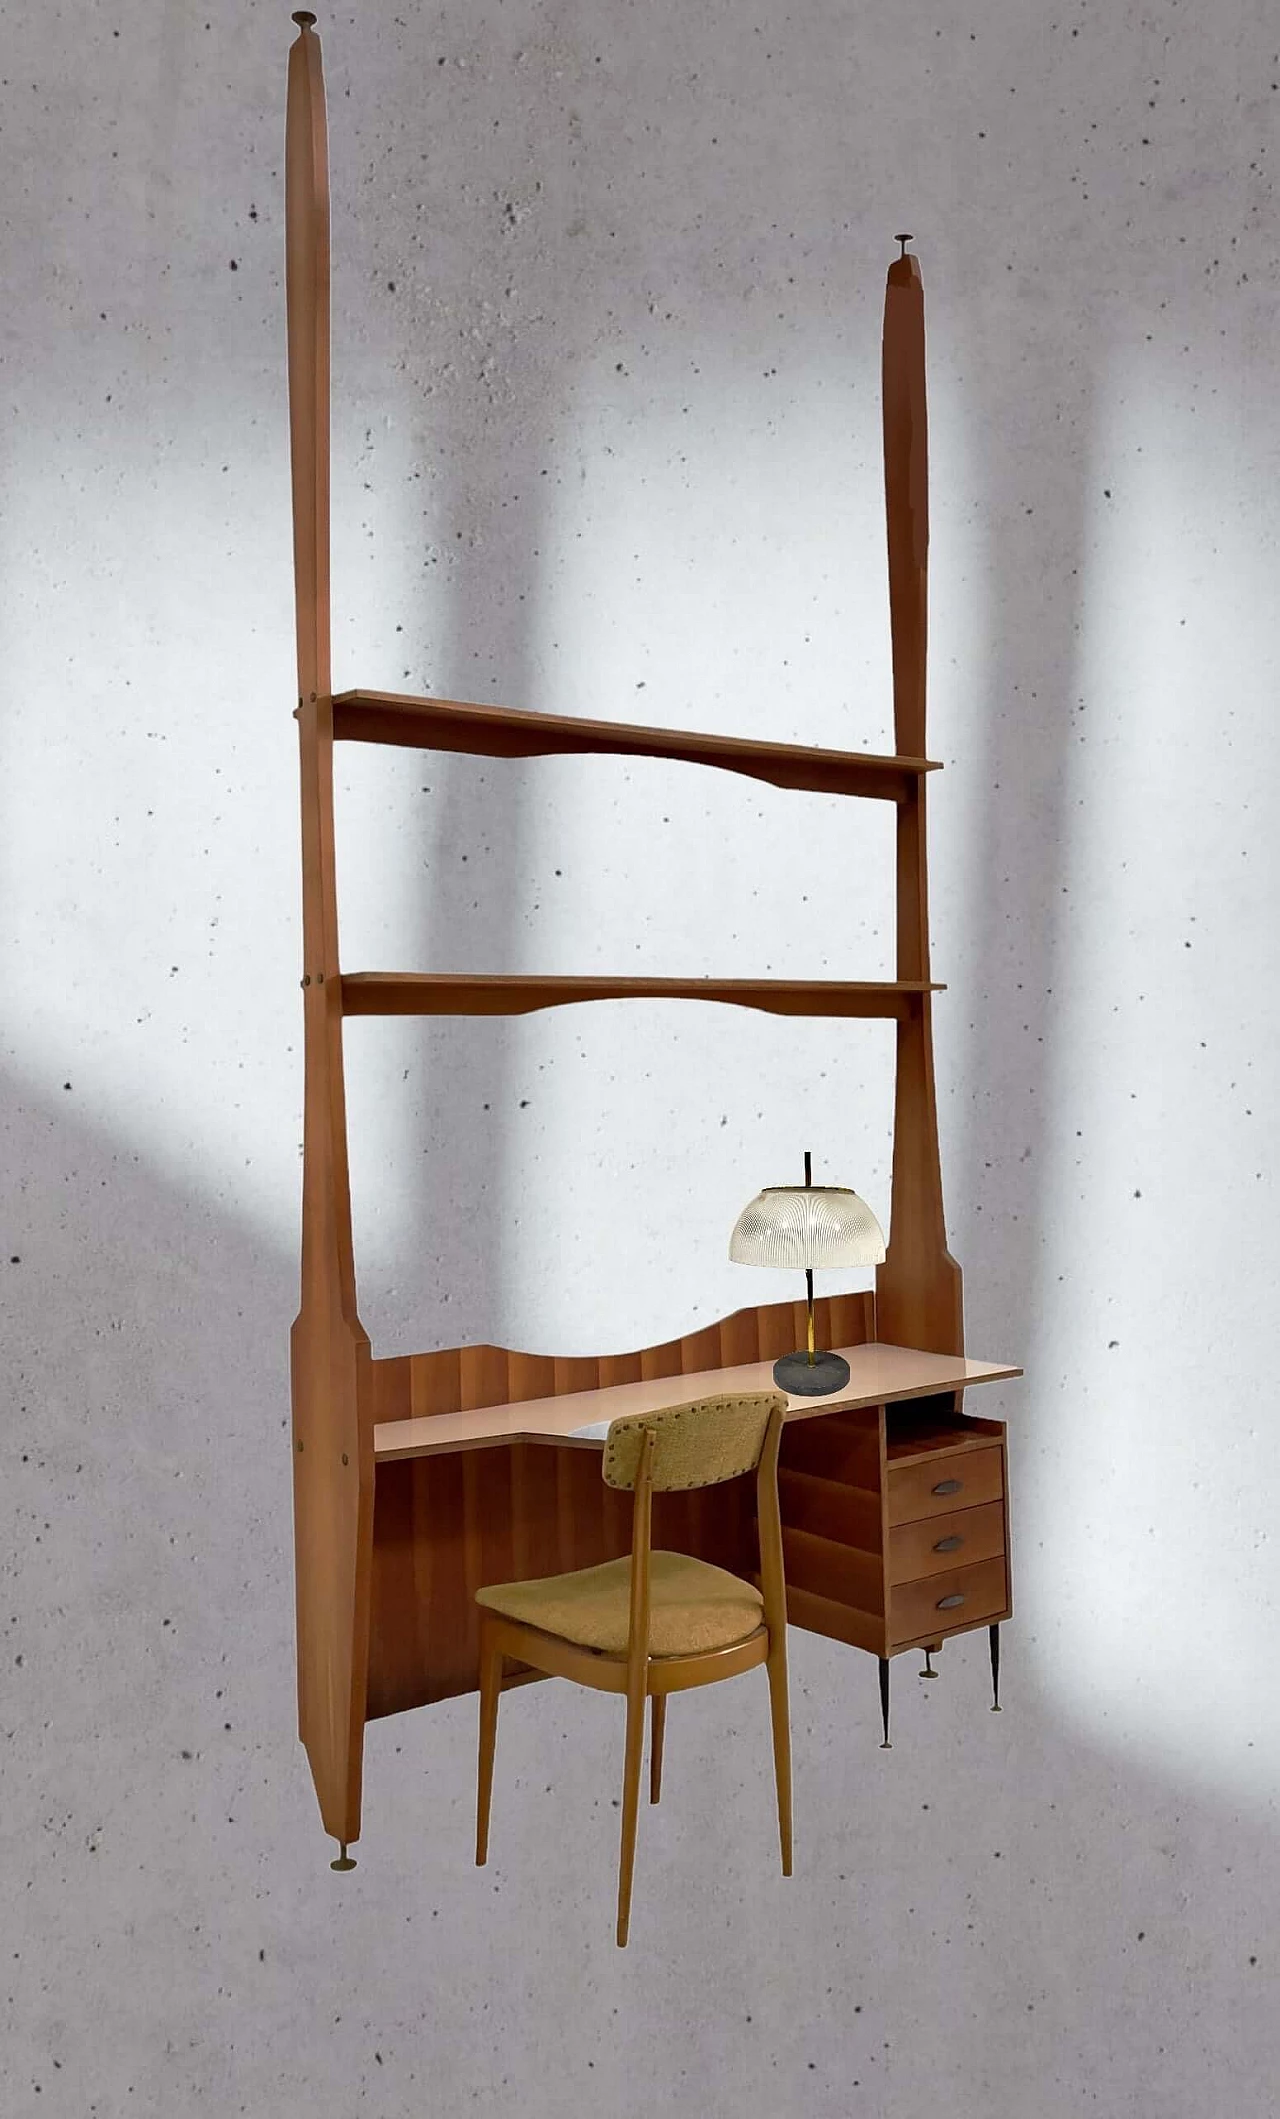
373;1341;1022;1464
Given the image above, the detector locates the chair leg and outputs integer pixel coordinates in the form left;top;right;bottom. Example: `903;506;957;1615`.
766;1646;793;1878
616;1683;647;1947
649;1694;666;1805
476;1626;503;1868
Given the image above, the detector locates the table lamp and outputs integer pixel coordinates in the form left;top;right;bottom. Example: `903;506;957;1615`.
729;1150;886;1395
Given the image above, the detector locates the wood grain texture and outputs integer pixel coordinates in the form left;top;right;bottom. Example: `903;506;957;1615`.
371;1330;1019;1465
366;1296;870;1716
372;1293;875;1441
875;249;965;1359
787;1585;886;1657
776;1467;883;1550
341;972;940;1019
888;1500;1006;1585
886;1443;1004;1527
332;688;939;800
279;138;1022;1849
884;1404;1005;1460
286;14;373;1849
889;1556;1009;1649
781;1528;885;1616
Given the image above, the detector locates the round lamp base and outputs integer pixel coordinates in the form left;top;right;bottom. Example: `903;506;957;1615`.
772;1349;851;1398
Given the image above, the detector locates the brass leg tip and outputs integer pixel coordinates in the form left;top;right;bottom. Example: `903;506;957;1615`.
880;1739;892;1750
991;1703;1003;1712
330;1854;356;1872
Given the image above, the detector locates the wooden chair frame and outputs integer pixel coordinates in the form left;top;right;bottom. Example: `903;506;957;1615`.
475;1401;792;1946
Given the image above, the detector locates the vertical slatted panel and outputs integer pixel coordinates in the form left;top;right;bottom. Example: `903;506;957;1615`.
554;1355;602;1395
598;1352;644;1388
506;1353;558;1402
639;1336;685;1381
373;1296;873;1427
718;1306;761;1367
410;1347;462;1417
366;1294;877;1713
459;1348;511;1631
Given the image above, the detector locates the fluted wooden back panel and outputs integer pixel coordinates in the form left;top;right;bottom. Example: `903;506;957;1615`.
366;1292;873;1716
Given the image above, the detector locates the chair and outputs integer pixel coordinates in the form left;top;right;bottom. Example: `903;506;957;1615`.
473;1390;793;1946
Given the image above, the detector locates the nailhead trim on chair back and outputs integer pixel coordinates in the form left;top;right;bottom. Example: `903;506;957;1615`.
601;1392;787;1493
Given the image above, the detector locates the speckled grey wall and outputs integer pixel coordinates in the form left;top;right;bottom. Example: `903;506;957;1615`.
3;1;1279;2113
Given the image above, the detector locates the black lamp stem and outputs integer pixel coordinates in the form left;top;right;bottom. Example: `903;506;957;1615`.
804;1149;814;1361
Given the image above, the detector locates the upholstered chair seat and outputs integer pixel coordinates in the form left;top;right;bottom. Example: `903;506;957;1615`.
476;1550;764;1658
474;1389;793;1946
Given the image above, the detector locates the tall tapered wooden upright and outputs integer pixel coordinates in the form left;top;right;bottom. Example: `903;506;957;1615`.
286;11;372;1854
280;8;971;1864
874;249;964;1356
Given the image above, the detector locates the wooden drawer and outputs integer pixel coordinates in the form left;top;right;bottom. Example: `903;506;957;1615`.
886;1444;1003;1527
888;1499;1005;1586
890;1556;1008;1648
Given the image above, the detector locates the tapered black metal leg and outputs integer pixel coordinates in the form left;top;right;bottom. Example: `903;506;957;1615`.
989;1623;1002;1712
878;1657;891;1748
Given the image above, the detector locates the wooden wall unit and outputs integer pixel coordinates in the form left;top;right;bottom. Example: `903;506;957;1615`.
283;19;1017;1858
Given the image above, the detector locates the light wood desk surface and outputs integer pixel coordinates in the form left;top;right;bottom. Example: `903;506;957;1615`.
373;1341;1021;1464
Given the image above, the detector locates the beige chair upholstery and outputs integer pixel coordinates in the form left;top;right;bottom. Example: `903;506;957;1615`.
602;1392;780;1492
474;1388;792;1946
476;1549;764;1657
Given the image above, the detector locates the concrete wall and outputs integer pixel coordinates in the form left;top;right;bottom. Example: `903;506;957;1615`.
3;2;1278;2112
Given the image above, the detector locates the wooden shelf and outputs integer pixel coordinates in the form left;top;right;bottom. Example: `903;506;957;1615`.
331;689;939;802
340;972;942;1019
373;1341;1022;1464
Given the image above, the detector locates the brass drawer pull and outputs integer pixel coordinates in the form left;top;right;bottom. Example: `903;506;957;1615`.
936;1592;966;1610
932;1478;962;1496
933;1534;964;1553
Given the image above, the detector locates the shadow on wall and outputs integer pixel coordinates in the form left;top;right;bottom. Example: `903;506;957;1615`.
3;1069;1279;2113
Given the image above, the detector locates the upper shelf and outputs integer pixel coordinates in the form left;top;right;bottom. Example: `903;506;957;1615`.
331;689;939;802
340;973;942;1019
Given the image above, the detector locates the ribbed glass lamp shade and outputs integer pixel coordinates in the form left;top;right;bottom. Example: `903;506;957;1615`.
728;1185;886;1270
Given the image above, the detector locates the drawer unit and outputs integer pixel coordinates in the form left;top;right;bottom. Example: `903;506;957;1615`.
888;1499;1005;1586
776;1402;1013;1745
886;1443;1004;1527
889;1555;1009;1649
